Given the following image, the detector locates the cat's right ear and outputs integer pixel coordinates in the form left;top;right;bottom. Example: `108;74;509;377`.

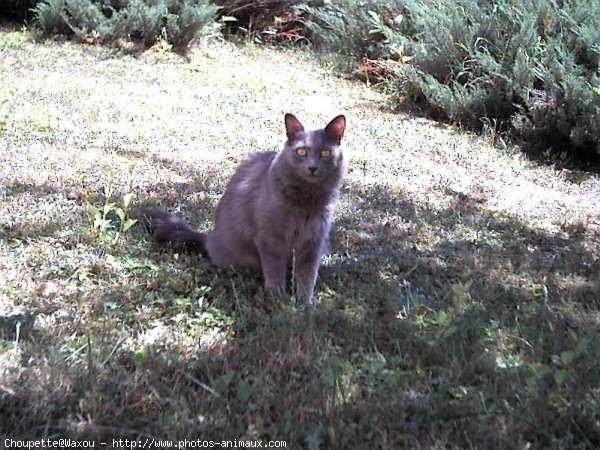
285;114;305;141
325;115;346;144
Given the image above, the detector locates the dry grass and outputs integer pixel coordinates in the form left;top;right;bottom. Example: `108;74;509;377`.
1;24;599;448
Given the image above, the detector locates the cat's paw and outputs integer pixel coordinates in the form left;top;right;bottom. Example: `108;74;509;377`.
298;297;316;309
265;286;287;303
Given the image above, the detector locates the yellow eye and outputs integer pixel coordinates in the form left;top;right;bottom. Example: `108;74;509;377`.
320;149;332;159
296;147;307;157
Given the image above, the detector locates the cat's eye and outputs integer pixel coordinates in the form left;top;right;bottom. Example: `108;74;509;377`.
320;149;332;159
296;147;308;157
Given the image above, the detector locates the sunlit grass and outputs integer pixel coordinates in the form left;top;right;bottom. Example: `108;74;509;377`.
1;24;599;447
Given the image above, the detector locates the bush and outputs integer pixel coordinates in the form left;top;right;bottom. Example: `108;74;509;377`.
0;0;38;19
213;0;305;44
301;0;600;165
298;0;395;67
33;0;218;49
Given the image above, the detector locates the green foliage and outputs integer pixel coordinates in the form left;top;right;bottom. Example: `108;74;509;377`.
33;0;218;48
301;0;600;164
34;0;71;35
211;0;306;44
87;175;138;244
0;0;38;19
298;0;389;64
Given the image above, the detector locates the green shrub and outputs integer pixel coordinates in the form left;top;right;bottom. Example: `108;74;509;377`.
0;0;38;19
301;0;600;164
212;0;305;44
34;0;76;35
298;0;395;66
33;0;218;49
166;0;217;47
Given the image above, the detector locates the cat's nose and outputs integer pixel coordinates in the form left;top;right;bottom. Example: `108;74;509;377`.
308;166;318;174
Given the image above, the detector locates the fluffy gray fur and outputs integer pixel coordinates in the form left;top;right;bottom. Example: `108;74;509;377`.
145;113;347;305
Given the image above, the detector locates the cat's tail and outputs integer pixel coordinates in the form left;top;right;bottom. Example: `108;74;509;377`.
141;209;208;256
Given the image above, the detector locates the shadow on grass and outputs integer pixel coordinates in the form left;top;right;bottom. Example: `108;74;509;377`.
1;161;599;448
317;181;600;447
1;182;74;245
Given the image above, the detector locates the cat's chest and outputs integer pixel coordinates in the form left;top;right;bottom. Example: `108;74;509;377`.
276;205;331;246
260;175;336;245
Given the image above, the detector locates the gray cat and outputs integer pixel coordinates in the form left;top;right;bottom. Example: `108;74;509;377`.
145;113;346;305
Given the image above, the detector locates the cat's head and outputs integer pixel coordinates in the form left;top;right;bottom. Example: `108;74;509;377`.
282;113;346;183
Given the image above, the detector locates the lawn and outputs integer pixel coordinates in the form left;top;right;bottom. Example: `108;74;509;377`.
1;25;599;448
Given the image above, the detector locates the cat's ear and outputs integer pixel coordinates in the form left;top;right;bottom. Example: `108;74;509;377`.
325;115;346;144
285;114;305;141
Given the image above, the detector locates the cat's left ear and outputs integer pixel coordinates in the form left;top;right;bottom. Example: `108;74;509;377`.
285;114;305;141
325;115;346;144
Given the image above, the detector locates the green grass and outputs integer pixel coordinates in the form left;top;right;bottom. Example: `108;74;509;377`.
1;25;599;448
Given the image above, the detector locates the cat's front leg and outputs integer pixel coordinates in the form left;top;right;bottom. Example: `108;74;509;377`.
294;243;322;306
258;245;288;301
